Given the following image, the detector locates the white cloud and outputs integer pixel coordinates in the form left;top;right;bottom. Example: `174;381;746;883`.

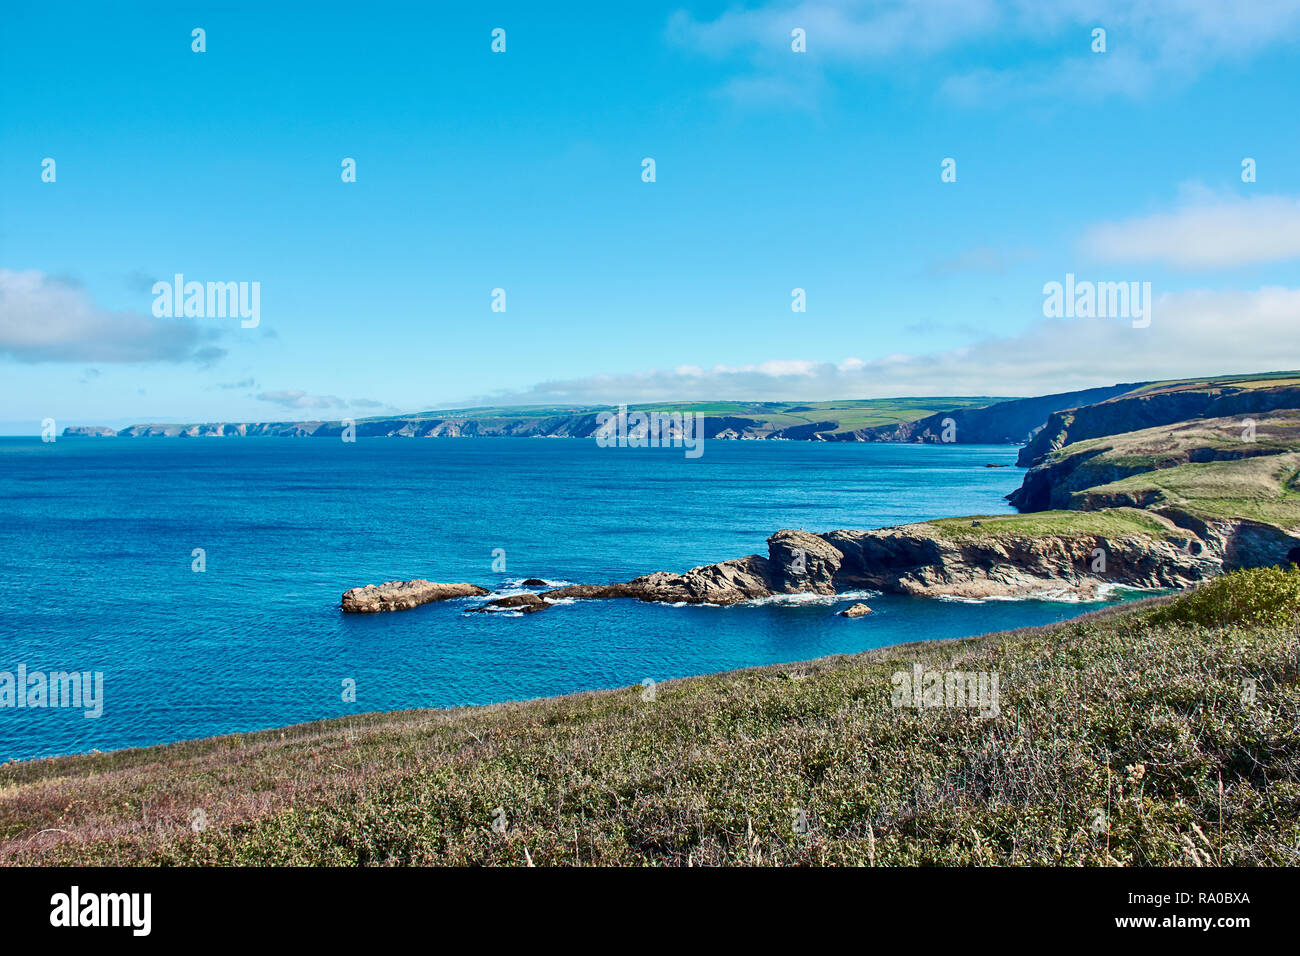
0;269;225;364
1081;194;1300;269
477;287;1300;403
669;0;1003;60
671;0;1300;106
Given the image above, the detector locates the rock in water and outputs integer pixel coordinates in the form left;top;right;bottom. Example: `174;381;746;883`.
341;580;489;613
839;603;872;618
469;592;551;614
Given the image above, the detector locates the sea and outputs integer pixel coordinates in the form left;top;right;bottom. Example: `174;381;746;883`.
0;437;1138;761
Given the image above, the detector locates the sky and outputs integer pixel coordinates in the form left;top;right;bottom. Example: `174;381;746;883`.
2;0;1300;432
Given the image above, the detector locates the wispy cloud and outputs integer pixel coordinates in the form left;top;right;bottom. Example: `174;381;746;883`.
0;269;226;365
1081;193;1300;269
255;390;388;412
671;0;1300;107
212;378;259;391
477;287;1300;402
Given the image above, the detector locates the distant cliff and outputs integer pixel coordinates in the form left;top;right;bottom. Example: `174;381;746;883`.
62;383;1143;445
840;382;1140;444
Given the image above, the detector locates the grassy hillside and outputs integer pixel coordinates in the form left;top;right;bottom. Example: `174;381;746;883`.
1128;371;1300;396
1085;454;1300;525
3;568;1297;866
1057;410;1300;466
1015;410;1300;529
928;507;1177;540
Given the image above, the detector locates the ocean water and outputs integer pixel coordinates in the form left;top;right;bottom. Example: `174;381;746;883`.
0;437;1131;761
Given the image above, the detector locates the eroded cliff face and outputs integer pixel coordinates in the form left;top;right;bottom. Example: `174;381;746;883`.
842;382;1140;445
540;523;1236;604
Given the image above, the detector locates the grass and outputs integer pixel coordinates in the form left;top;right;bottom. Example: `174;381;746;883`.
1050;411;1300;465
927;507;1175;540
1123;371;1300;396
1081;454;1300;526
3;568;1297;866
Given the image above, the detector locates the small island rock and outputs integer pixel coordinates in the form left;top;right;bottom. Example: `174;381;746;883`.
341;580;489;613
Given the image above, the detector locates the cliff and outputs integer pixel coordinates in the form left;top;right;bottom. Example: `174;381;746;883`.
1017;380;1300;467
61;384;1139;445
840;382;1140;444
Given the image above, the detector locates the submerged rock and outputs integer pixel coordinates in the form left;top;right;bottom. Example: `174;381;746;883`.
521;578;549;586
839;603;872;618
341;580;489;613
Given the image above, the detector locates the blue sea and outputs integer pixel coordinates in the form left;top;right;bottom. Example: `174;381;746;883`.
0;438;1130;761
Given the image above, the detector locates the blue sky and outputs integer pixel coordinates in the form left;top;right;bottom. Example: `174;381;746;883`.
3;1;1300;431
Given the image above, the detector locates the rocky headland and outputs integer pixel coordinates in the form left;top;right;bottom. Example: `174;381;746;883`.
339;374;1300;615
341;513;1297;614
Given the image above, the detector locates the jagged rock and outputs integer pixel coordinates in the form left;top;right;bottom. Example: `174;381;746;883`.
766;529;841;594
839;603;872;618
470;593;551;614
546;554;774;606
341;580;489;613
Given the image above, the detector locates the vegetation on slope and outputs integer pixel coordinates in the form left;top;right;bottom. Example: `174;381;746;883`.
1010;408;1300;533
927;507;1176;541
3;568;1297;866
1083;454;1300;526
1127;371;1300;396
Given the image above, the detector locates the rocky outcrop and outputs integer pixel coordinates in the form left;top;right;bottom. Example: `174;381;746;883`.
839;603;872;618
823;523;1220;599
545;554;776;605
469;593;551;614
539;520;1258;604
344;510;1300;615
341;580;489;613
